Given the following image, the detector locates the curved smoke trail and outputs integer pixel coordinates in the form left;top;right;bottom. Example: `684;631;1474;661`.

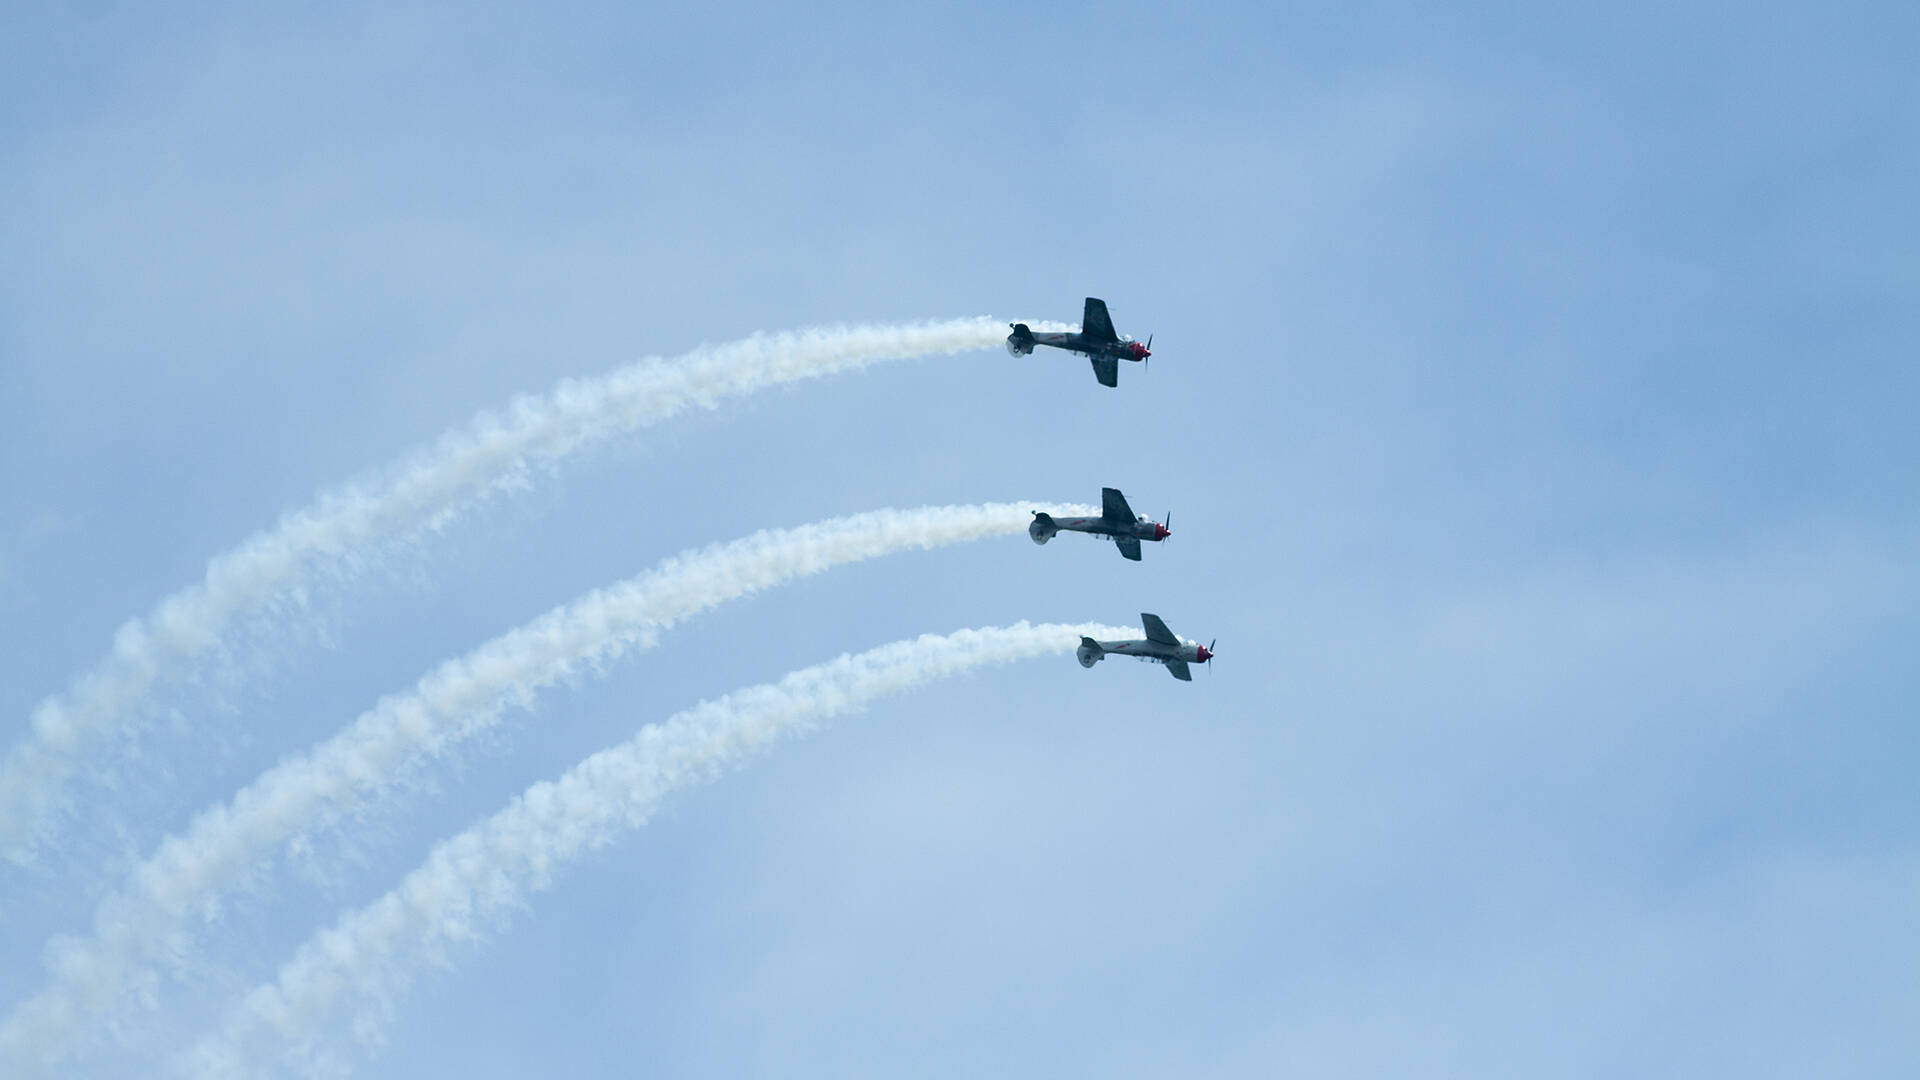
0;317;1013;863
175;620;1131;1079
1;502;1093;1072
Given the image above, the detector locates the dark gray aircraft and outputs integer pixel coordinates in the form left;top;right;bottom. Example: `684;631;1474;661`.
1078;613;1215;681
1006;297;1150;388
1030;487;1170;562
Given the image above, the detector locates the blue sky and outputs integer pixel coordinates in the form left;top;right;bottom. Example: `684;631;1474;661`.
3;2;1916;1076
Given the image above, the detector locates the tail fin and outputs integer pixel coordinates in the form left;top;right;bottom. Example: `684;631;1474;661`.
1006;323;1036;357
1077;636;1105;667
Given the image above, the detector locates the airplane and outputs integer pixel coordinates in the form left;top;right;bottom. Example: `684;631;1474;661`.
1078;613;1215;681
1006;297;1150;388
1030;487;1170;562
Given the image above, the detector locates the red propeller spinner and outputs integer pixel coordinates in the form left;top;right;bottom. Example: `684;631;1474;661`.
1195;640;1214;664
1127;336;1152;361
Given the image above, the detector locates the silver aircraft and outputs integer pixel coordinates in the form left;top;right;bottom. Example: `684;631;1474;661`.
1030;487;1170;562
1078;613;1215;681
1005;297;1150;388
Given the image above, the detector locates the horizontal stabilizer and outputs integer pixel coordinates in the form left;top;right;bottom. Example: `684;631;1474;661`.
1077;636;1105;668
1029;511;1058;545
1006;323;1036;357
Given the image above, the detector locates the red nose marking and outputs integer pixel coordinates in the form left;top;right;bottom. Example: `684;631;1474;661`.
1129;341;1150;360
1195;644;1211;663
1154;523;1170;540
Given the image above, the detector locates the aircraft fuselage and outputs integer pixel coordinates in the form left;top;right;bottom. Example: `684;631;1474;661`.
1014;332;1149;365
1029;488;1168;561
1084;638;1212;665
1077;614;1213;680
1033;514;1166;544
1006;299;1148;387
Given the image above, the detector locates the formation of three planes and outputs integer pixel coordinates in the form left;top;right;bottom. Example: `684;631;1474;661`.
1016;298;1214;682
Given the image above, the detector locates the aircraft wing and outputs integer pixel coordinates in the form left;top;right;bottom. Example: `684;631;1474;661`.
1090;357;1119;387
1115;536;1142;561
1082;297;1119;342
1101;487;1136;523
1164;659;1193;681
1141;613;1180;646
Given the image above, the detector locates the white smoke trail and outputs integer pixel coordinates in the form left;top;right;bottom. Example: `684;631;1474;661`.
175;620;1132;1080
0;502;1094;1072
0;317;1014;863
